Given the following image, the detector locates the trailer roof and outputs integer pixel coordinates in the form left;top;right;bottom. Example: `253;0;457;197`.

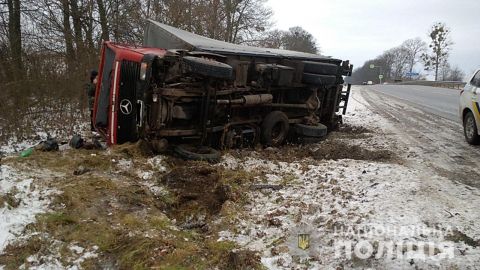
144;20;337;62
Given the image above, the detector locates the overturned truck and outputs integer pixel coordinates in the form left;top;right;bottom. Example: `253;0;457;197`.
93;20;353;158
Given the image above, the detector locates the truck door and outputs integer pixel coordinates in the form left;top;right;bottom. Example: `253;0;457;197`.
94;46;115;130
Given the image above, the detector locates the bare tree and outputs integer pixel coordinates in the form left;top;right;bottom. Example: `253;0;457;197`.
255;27;320;54
257;29;286;49
441;63;465;81
447;66;466;81
353;42;422;83
422;22;453;81
390;46;410;79
440;60;450;81
223;0;272;43
401;37;426;74
282;26;319;54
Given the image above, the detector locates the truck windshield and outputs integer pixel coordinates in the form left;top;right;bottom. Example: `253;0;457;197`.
95;46;116;127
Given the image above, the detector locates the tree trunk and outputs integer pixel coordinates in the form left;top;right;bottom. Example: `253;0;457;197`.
231;1;248;43
61;0;75;71
208;0;220;39
83;0;96;51
7;0;22;77
70;0;84;58
187;0;193;32
223;0;233;42
97;0;110;41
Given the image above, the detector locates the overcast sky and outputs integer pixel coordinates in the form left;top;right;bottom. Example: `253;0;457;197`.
267;0;480;76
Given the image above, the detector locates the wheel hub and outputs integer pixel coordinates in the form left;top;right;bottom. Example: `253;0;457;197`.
465;116;475;139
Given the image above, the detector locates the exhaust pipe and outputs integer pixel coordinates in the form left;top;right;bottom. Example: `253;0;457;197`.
217;94;273;106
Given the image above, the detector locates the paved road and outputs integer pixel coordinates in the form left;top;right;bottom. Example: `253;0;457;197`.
357;87;480;188
365;85;461;122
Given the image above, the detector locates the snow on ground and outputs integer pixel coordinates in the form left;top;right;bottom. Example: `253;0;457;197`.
20;243;99;270
343;88;394;131
0;165;56;252
218;88;480;269
0;121;90;155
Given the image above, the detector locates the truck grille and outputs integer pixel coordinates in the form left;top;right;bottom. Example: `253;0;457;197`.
120;61;140;96
116;60;141;144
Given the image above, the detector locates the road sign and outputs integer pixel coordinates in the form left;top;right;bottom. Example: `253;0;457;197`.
406;72;419;76
370;64;375;69
378;74;384;79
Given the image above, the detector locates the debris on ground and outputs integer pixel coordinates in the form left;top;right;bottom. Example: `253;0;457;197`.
311;139;395;161
35;138;59;152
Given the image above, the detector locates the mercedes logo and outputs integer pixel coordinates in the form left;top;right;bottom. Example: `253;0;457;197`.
119;99;133;115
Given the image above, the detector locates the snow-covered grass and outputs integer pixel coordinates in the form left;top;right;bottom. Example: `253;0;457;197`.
22;244;99;270
0;121;90;155
0;165;56;253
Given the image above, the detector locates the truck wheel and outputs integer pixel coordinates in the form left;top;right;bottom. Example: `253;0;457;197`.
303;61;338;75
294;123;328;137
302;73;337;86
183;56;233;79
174;144;221;163
261;111;289;146
463;111;480;145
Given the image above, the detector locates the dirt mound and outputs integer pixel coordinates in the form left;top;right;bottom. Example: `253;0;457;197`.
333;124;374;139
338;124;373;134
446;230;480;247
246;145;313;163
111;140;154;158
313;140;394;161
161;165;231;225
226;250;261;270
228;139;395;163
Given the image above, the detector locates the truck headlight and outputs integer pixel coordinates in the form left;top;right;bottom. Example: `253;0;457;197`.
140;62;148;80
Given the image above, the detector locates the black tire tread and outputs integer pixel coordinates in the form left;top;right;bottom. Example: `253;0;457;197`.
302;73;337;86
294;123;328;138
303;61;338;75
261;111;289;147
173;144;221;163
183;56;233;79
463;111;480;145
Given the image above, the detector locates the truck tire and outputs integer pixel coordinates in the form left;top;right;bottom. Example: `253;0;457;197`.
173;144;221;163
183;56;233;79
302;73;337;86
303;61;338;75
294;123;328;138
463;111;480;145
261;111;289;146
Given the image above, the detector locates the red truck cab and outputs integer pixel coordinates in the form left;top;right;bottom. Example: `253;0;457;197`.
93;42;166;145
